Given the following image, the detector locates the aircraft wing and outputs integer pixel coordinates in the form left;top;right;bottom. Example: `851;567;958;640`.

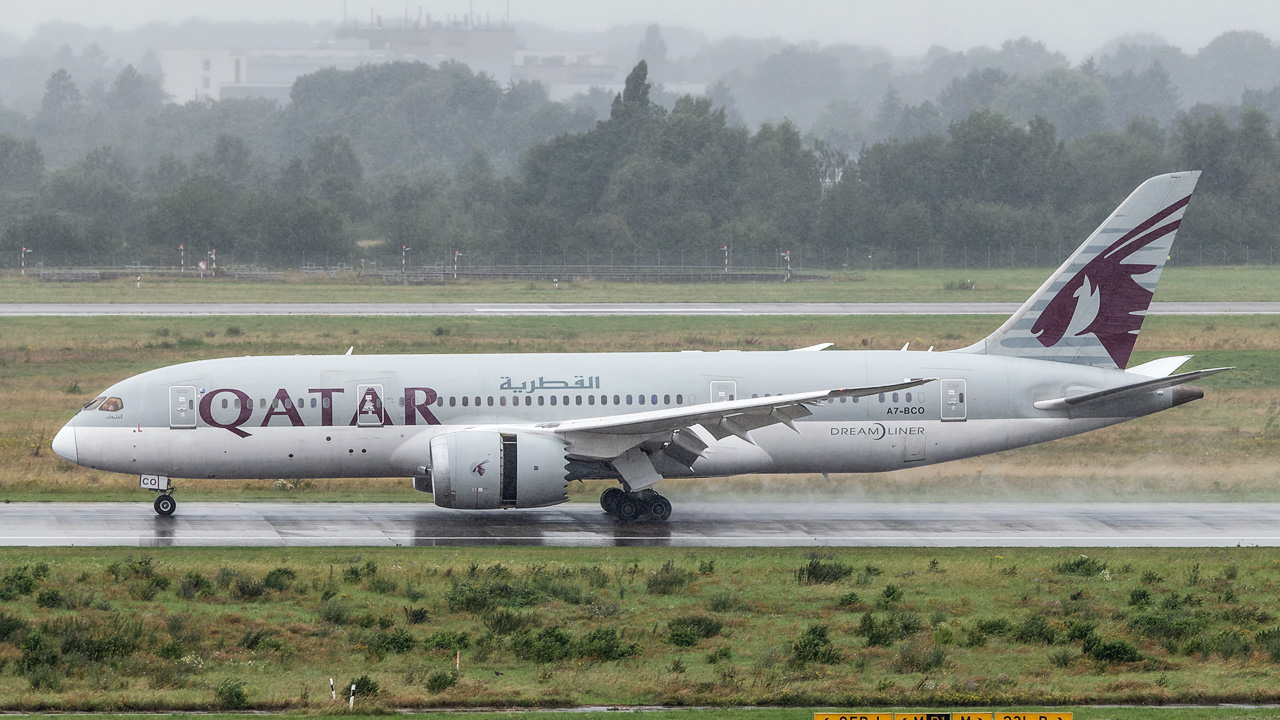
1033;367;1231;411
538;378;935;460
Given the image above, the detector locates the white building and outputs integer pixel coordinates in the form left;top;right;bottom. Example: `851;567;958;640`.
161;48;393;104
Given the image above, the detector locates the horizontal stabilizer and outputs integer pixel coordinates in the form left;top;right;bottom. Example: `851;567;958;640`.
1033;367;1231;411
1126;355;1193;377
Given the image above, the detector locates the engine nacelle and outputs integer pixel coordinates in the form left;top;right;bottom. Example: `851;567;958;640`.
427;430;569;509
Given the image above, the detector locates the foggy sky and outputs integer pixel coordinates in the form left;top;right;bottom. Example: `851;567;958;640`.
6;0;1280;60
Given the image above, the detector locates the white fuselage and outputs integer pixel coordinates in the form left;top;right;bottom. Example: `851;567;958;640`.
55;349;1175;484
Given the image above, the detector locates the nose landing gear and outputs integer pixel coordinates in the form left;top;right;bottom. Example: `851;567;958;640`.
153;493;176;516
600;487;671;522
141;474;177;516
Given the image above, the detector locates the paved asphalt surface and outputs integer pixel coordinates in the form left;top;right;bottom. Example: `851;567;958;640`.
3;501;1278;547
2;301;1278;316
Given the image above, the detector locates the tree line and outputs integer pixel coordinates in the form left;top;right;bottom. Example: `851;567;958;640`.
3;60;1279;270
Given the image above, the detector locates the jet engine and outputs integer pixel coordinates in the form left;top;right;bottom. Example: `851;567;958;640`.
424;430;570;509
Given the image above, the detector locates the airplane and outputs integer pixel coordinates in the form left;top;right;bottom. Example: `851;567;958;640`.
51;171;1227;521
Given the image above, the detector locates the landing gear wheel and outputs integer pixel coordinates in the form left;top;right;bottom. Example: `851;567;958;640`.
645;494;672;522
153;494;176;517
600;487;625;515
614;495;641;522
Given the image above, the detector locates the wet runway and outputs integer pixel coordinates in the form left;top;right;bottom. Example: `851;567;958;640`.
2;301;1278;316
3;501;1279;547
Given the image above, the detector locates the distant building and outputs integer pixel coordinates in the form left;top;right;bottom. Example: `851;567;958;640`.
511;49;616;101
160;15;682;107
161;47;393;104
160;48;242;103
336;18;520;83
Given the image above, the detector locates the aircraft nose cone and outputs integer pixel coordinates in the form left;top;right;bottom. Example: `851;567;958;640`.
51;423;77;464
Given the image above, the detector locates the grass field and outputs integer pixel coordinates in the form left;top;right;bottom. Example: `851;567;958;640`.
37;707;1280;712
1;265;1278;303
0;313;1273;504
4;547;1280;710
0;291;1277;713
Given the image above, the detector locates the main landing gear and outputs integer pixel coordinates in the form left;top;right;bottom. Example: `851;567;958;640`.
600;487;672;522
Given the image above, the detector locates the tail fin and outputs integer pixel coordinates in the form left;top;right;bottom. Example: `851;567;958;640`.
955;171;1200;369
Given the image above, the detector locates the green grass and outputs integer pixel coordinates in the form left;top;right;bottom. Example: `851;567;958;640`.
2;265;1279;303
34;712;1280;720
0;313;1275;503
4;547;1280;710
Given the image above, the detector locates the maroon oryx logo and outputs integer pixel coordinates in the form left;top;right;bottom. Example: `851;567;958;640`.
1032;194;1190;368
470;460;489;476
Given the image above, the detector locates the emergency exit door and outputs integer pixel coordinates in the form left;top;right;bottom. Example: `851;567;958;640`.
941;379;967;421
709;381;737;402
169;385;197;428
356;384;386;427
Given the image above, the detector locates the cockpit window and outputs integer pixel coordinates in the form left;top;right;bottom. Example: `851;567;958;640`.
83;397;106;411
99;397;124;412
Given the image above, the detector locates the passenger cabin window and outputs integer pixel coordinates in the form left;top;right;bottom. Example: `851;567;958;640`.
83;397;106;411
99;397;124;412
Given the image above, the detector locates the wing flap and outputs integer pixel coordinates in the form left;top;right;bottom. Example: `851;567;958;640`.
544;378;935;460
539;378;934;436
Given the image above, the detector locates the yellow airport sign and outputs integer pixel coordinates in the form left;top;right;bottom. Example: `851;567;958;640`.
814;707;1064;712
814;714;894;720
